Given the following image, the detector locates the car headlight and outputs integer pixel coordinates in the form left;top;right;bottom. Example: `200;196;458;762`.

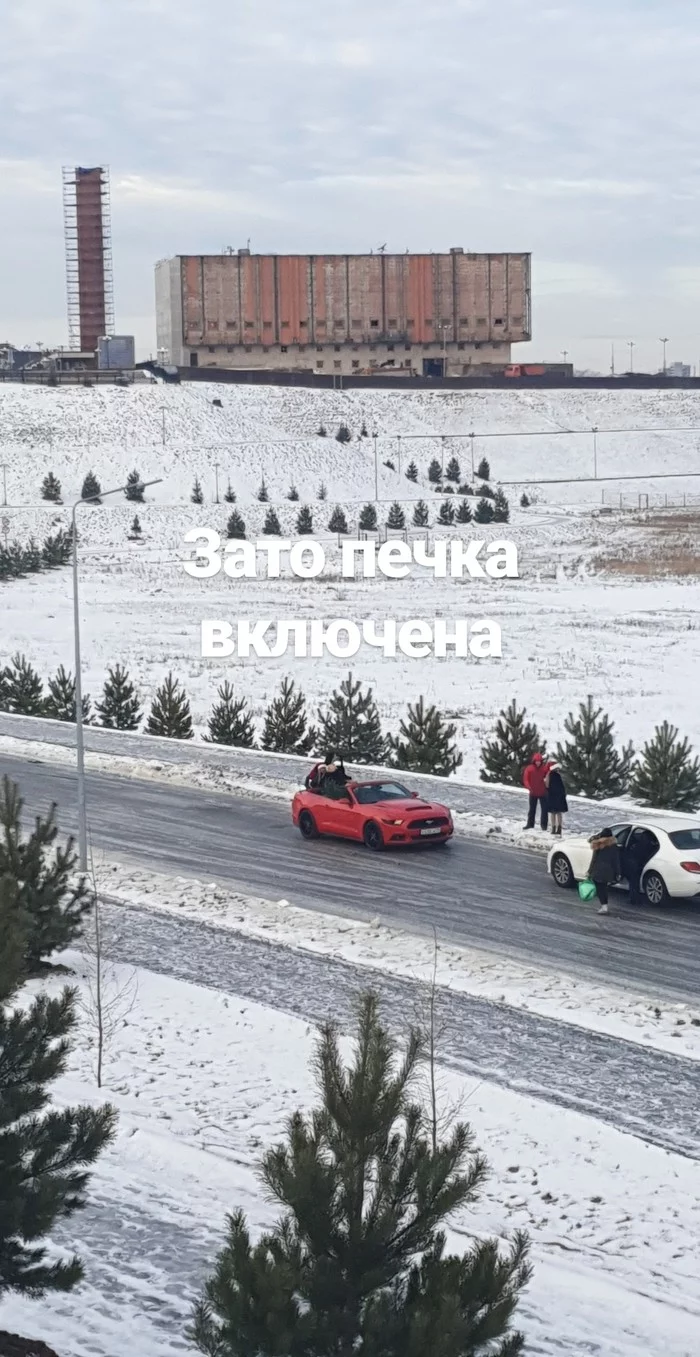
382;818;404;826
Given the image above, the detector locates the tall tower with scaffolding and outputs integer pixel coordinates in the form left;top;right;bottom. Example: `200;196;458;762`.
62;166;115;352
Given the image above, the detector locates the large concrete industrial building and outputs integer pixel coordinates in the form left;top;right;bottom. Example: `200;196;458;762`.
155;249;531;376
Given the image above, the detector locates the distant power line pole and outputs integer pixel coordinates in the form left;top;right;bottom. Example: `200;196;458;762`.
659;337;669;374
628;340;635;372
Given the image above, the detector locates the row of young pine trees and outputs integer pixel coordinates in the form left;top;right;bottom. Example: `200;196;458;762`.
0;771;531;1357
1;654;699;808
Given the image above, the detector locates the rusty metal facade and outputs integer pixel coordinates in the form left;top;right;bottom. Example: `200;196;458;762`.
176;250;530;351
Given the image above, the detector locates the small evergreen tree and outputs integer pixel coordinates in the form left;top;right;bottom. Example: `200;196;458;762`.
386;501;406;529
225;509;246;539
125;470;145;503
458;482;474;496
318;672;387;764
474;498;495;524
1;654;44;716
22;538;43;573
0;775;92;970
630;722;700;811
437;499;455;526
556;695;634;799
520;493;531;508
477;456;491;481
146;673;194;740
480;701;544;786
96;664;142;731
360;420;368;437
257;479;269;503
328;505;349;533
493;488;510;523
263;507;282;534
390;697;463;777
456;498;472;524
0;877;117;1298
384;459;395;471
224;481;236;503
296;505;313;534
287;484;300;501
191;477;204;505
191;994;530;1357
205;682;256;748
44;666;91;724
359;503;378;531
428;458;442;484
445;455;461;483
80;471;101;505
42;529;72;569
317;424;327;437
318;481;328;501
40;472;62;504
479;483;495;499
261;678;315;755
443;484;454;494
335;423;351;444
412;499;430;527
405;460;418;482
129;514;142;539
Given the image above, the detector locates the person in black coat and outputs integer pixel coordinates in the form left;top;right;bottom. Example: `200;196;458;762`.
545;762;568;836
587;829;621;914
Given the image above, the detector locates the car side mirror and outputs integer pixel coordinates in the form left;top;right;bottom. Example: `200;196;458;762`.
411;791;418;798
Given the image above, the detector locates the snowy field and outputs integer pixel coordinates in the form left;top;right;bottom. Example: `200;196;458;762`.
1;382;700;773
3;961;699;1357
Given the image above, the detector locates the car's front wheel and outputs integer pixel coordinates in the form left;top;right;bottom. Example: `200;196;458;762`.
643;870;668;906
363;821;384;852
299;810;319;840
551;852;574;889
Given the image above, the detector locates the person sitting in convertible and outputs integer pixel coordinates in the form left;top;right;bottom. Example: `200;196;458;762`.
305;753;348;797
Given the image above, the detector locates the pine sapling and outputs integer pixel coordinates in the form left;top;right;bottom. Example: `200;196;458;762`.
287;484;300;501
318;481;328;501
125;470;145;502
520;492;531;507
456;498;472;524
223;481;236;503
477;456;491;480
412;499;430;527
445;455;461;483
328;505;348;533
257;479;269;503
480;700;544;786
405;460;419;482
41;472;62;504
556;695;634;799
205;682;256;747
263;506;282;534
81;471;102;504
225;509;246;539
295;505;313;534
386;501;406;529
359;503;378;531
318;672;386;765
335;423;351;444
128;515;142;539
390;696;463;776
474;498;495;523
493;488;510;523
437;499;455;526
630;722;700;811
44;665;92;724
1;653;45;715
191;477;204;505
428;458;442;485
261;677;315;754
96;664;142;730
146;673;194;739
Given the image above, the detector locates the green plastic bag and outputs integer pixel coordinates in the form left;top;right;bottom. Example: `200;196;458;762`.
578;880;597;901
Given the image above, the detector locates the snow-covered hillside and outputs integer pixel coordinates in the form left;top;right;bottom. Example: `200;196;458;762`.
1;381;699;773
2;381;700;508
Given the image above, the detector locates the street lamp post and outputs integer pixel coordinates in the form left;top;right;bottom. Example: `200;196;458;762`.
628;341;635;372
214;462;221;504
396;434;401;477
660;337;669;375
592;427;598;480
562;349;568;365
72;476;163;871
1;463;7;507
373;432;379;503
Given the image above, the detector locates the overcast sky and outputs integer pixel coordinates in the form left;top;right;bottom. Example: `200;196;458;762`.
1;0;698;370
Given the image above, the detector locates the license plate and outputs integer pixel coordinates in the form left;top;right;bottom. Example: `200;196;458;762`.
421;827;441;836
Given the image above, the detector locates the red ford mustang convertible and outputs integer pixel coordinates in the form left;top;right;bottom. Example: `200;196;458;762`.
292;778;454;851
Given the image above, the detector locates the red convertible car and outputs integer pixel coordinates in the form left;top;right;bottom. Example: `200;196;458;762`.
292;778;454;851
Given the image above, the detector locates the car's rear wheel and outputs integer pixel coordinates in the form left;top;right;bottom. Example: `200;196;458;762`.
551;852;574;888
363;821;384;851
299;810;319;840
643;870;667;906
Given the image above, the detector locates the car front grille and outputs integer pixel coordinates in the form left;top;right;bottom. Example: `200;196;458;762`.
409;816;449;830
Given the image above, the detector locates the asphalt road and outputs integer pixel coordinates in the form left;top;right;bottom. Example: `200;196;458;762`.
5;752;700;1001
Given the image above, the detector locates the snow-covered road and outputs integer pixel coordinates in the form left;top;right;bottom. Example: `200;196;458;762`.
100;899;700;1160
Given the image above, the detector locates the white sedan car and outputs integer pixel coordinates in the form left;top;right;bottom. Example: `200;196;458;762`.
547;817;700;904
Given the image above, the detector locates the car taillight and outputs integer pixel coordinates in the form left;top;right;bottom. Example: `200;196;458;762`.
680;861;700;874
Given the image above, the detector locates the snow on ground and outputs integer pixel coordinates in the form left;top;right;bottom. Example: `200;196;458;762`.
2;381;699;778
94;857;700;1060
2;962;699;1357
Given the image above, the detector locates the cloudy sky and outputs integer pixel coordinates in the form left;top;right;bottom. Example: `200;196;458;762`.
1;0;699;370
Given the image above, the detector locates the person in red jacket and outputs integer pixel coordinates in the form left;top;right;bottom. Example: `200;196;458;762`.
523;752;551;831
